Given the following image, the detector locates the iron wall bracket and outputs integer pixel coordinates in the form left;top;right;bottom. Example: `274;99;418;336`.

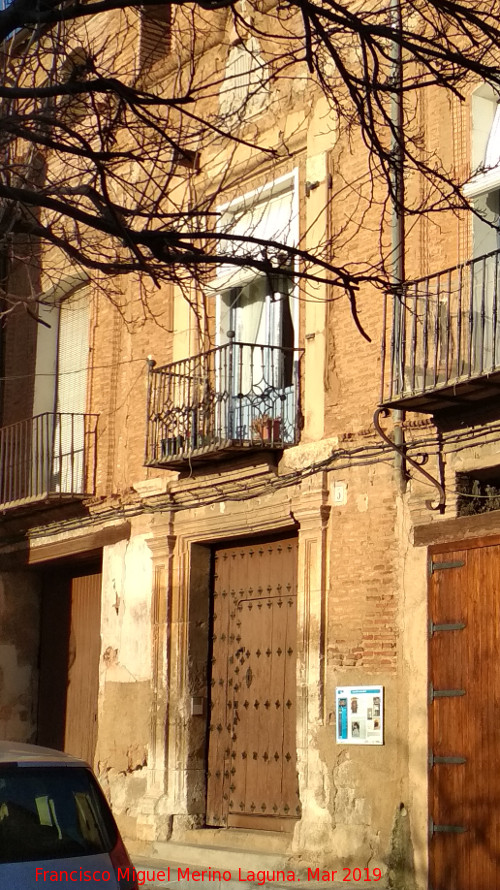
373;407;445;511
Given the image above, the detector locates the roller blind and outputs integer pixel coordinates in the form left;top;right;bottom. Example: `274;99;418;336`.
53;286;90;492
484;103;500;169
56;286;90;415
465;103;500;198
216;186;296;287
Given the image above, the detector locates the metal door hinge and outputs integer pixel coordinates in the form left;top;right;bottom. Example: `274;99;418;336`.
429;817;467;838
429;620;466;637
429;683;466;703
429;751;467;769
429;558;465;576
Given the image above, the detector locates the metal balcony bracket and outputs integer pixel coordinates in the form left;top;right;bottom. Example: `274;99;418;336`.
373;407;445;511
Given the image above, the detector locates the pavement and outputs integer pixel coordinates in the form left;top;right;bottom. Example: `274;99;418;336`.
131;855;389;890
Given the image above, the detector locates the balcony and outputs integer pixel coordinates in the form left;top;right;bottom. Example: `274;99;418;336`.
0;412;98;511
381;249;500;412
145;340;303;467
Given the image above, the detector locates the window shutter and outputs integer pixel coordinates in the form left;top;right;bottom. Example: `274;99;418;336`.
484;103;500;169
53;286;90;493
139;4;171;68
216;187;295;285
220;45;250;116
219;39;267;119
56;286;90;416
465;100;500;198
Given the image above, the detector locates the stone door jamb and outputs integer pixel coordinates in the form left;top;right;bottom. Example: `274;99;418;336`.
143;476;331;844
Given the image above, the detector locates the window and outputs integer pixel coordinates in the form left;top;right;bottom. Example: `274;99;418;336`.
56;48;92;122
33;279;90;494
215;177;298;345
53;287;91;492
457;468;500;517
462;85;500;370
212;176;299;442
215;179;298;284
219;38;268;120
464;84;500;257
0;766;116;863
139;3;171;69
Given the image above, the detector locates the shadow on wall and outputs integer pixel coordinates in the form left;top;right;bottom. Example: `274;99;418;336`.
387;802;417;890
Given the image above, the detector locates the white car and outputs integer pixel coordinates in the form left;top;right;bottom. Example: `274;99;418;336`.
0;741;138;889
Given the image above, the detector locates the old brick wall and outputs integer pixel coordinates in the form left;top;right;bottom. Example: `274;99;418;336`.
0;571;40;741
1;4;494;883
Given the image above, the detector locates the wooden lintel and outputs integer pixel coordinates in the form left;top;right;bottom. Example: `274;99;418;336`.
28;521;131;565
415;512;500;549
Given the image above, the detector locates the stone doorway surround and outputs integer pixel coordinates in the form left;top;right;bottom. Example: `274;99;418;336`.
138;472;331;855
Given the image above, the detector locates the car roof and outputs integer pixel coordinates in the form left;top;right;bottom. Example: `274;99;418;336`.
0;741;88;767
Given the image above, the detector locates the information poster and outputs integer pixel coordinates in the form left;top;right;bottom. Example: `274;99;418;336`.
336;686;384;745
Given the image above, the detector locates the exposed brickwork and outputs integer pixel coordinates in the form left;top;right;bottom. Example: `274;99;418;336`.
2;6;499;882
326;461;399;675
1;256;38;427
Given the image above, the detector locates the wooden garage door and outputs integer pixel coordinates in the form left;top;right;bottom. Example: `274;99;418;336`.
64;572;101;764
38;568;101;766
429;540;500;890
207;536;300;830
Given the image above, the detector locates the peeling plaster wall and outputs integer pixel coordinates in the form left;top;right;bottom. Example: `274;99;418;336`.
0;571;40;741
96;522;153;838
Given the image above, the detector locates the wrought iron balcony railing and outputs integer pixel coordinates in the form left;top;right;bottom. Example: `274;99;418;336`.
381;248;500;412
146;339;303;467
0;412;98;510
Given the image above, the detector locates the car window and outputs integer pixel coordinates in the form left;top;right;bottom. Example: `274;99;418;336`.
0;766;117;863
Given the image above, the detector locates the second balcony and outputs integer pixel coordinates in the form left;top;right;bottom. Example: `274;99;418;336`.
381;248;500;412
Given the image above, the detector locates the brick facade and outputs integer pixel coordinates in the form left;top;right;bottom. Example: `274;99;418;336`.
1;5;500;888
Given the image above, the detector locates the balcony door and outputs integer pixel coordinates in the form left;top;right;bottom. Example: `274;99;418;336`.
471;188;500;375
467;88;500;374
214;175;298;444
220;274;295;442
52;291;90;493
33;282;90;496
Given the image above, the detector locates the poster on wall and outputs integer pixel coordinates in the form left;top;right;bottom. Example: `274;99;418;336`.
336;686;384;745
